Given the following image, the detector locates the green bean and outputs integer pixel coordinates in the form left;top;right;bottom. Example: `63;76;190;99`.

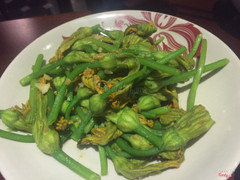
140;106;170;119
134;47;187;83
115;138;162;157
75;106;85;119
47;88;55;115
32;54;44;72
52;149;101;180
105;145;117;159
20;60;65;86
135;125;163;148
65;97;79;120
84;118;95;134
148;128;165;137
115;151;133;158
47;84;68;125
59;129;72;146
47;66;64;75
156;46;187;64
187;39;207;110
71;108;92;141
90;39;116;52
98;145;108;176
120;49;152;56
160;58;229;87
67;61;101;81
154;36;164;45
187;33;202;59
0;129;34;142
104;145;135;163
143;126;165;137
47;61;101;125
138;57;181;75
82;44;97;53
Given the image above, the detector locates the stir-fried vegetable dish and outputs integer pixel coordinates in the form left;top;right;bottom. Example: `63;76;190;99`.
0;22;229;180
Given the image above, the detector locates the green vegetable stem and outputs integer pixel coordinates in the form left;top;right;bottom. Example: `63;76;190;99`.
138;57;181;75
159;58;229;88
155;46;187;64
187;39;207;111
52;148;101;180
154;36;164;45
115;137;161;157
140;106;170;119
187;33;203;59
47;61;101;125
71;108;92;141
98;145;108;176
20;60;65;86
0;129;34;142
65;87;93;120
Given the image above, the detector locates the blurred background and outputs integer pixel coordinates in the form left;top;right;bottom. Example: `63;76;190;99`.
0;0;239;39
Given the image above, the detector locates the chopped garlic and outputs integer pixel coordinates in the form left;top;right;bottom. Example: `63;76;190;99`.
35;83;50;94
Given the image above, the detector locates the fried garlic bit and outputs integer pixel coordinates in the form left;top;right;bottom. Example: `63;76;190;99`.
35;74;52;94
14;101;30;116
55;116;69;131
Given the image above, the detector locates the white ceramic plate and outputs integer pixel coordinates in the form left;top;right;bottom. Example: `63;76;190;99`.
0;10;240;180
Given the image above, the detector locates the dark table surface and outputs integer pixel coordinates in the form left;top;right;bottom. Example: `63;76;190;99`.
0;9;239;180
